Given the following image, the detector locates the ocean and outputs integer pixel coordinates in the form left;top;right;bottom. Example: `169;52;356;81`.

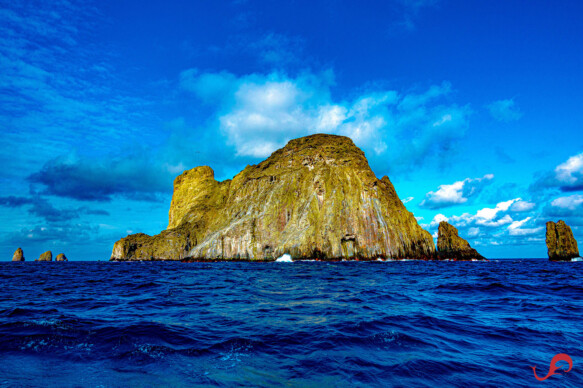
0;260;581;387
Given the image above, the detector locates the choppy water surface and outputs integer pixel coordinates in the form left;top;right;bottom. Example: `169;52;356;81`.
0;260;581;387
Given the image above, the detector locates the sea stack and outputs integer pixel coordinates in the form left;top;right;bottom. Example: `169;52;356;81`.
546;220;580;261
111;134;435;261
37;251;53;262
12;248;25;262
55;253;68;262
437;221;486;261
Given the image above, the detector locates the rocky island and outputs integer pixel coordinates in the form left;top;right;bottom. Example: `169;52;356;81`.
546;220;580;261
36;250;52;262
437;221;486;261
111;134;438;261
12;248;25;262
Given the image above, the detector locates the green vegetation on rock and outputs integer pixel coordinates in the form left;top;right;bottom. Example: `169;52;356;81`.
111;134;436;261
437;221;486;260
546;220;579;261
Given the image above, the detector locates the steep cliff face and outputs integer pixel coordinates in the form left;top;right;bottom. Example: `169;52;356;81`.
437;221;486;260
111;134;435;261
546;220;580;261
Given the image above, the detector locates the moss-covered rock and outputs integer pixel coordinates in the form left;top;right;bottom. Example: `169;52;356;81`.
546;220;579;261
37;250;52;262
12;248;24;262
437;221;486;261
111;134;436;261
55;253;68;262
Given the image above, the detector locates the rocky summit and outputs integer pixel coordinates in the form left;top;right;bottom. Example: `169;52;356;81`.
37;250;53;262
111;134;435;261
12;248;25;262
546;220;580;261
437;221;486;261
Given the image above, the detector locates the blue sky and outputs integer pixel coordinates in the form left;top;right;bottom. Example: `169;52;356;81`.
1;0;582;260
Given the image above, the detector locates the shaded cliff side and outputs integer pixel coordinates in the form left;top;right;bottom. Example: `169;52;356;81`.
111;134;435;261
546;220;580;261
437;221;486;261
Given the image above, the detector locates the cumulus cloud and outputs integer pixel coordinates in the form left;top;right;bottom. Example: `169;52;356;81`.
510;200;536;212
487;99;523;122
181;69;471;169
550;194;583;211
507;217;543;236
531;152;583;192
554;153;583;190
441;199;518;229
426;213;448;228
419;174;494;209
422;197;550;249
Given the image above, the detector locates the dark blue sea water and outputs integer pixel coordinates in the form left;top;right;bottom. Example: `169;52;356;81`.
0;260;581;387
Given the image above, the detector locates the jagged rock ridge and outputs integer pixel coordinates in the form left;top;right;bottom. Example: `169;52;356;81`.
111;134;436;261
546;220;580;261
437;221;486;261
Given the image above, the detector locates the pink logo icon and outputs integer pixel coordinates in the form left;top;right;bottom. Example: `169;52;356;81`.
531;353;573;381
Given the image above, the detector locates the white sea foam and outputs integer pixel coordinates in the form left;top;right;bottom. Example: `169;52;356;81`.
275;254;293;262
571;257;582;262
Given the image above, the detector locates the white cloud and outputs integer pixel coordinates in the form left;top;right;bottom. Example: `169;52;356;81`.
474;199;516;225
507;217;543;236
510;199;535;212
444;199;519;229
419;174;494;209
551;194;583;210
428;213;449;228
532;152;583;192
402;196;414;204
180;70;471;166
467;227;480;237
487;98;523;122
555;153;583;185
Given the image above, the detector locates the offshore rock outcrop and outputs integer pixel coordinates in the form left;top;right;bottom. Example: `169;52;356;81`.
56;253;68;262
37;250;52;262
437;221;486;261
546;220;580;261
111;134;435;261
12;248;25;262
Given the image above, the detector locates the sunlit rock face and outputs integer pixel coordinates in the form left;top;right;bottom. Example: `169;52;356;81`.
437;221;486;261
37;251;52;262
111;134;435;261
56;253;68;262
12;248;24;262
546;220;580;261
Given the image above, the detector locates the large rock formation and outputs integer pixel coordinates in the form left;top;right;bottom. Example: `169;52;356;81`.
55;253;68;262
37;250;52;262
437;221;486;261
12;248;24;262
111;134;435;261
546;220;580;261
